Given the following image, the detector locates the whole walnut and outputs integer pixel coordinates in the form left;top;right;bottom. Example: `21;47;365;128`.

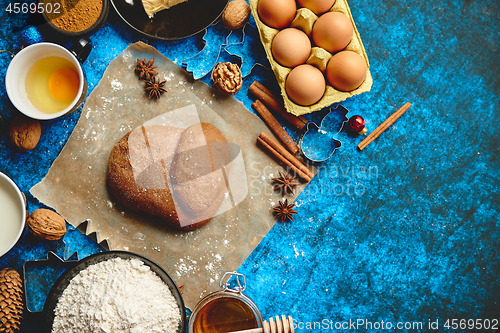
211;62;243;95
27;209;67;241
222;0;251;30
9;115;41;152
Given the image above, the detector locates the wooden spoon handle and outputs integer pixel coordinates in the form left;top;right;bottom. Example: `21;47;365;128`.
228;316;294;333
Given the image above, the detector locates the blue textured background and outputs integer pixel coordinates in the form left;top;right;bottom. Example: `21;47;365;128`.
0;0;499;331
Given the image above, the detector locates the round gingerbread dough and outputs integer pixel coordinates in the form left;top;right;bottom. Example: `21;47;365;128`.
107;123;229;231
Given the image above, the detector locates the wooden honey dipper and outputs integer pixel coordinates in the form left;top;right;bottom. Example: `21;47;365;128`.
228;315;295;333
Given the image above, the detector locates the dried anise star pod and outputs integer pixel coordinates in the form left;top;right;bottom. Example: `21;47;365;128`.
144;77;167;99
135;58;158;80
272;170;300;196
273;199;298;222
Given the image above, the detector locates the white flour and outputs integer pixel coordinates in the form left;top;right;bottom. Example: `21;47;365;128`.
52;257;181;333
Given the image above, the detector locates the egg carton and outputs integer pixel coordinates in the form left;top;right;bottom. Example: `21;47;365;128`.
249;0;373;116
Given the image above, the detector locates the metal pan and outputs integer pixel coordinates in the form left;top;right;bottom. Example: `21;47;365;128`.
111;0;228;40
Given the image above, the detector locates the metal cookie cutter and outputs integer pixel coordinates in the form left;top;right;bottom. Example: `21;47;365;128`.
299;104;349;163
22;220;109;313
23;252;79;313
75;219;111;252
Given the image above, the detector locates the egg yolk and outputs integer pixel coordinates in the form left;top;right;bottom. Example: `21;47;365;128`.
48;68;80;101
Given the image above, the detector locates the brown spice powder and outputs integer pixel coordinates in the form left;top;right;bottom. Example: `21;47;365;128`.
44;0;103;32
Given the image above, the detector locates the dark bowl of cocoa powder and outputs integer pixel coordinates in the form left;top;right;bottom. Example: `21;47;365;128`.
40;0;109;36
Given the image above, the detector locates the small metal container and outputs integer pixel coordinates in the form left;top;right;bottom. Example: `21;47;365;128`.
189;272;263;333
40;0;109;37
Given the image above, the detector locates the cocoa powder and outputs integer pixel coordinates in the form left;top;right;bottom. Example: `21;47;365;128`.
44;0;103;32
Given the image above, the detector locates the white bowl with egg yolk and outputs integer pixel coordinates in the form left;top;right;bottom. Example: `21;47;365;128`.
5;42;86;120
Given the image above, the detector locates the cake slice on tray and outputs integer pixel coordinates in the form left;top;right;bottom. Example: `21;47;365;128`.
142;0;187;18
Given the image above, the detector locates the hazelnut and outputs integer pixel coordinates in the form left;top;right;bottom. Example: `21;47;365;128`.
9;115;41;152
27;209;67;241
222;0;251;30
211;62;243;95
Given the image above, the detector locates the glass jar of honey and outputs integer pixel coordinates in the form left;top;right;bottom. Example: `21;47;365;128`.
189;272;263;333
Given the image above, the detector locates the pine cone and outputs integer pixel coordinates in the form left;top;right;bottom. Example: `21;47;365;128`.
0;269;23;333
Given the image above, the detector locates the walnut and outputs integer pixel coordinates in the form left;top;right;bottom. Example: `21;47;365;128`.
222;0;251;30
211;62;243;95
9;115;41;152
27;209;67;241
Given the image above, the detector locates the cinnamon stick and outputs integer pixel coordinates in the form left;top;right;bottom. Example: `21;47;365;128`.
258;131;314;181
252;100;299;155
358;102;412;151
257;137;311;182
249;81;307;131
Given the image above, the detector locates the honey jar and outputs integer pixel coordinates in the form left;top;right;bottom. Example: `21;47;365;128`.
189;272;263;333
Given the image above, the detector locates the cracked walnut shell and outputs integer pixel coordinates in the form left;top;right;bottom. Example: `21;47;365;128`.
27;209;67;241
211;62;243;95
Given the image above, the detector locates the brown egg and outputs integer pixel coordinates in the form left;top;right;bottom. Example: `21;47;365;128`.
297;0;336;15
257;0;297;29
312;11;353;53
271;28;311;68
285;64;326;106
326;51;367;91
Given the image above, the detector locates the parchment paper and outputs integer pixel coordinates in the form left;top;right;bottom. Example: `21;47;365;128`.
31;42;315;309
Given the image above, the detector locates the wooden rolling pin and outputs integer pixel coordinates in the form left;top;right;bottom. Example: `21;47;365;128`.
229;315;295;333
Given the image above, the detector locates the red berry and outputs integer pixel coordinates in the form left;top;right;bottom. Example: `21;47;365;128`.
348;115;365;133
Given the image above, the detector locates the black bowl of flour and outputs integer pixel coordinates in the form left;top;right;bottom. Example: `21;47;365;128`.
43;251;186;333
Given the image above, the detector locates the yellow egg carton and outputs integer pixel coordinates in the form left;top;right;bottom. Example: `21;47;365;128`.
248;0;373;116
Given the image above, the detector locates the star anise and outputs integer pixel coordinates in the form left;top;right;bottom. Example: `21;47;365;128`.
273;199;297;222
144;77;167;99
272;170;300;196
135;58;158;80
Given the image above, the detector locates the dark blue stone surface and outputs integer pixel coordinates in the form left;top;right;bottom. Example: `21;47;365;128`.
0;0;498;331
